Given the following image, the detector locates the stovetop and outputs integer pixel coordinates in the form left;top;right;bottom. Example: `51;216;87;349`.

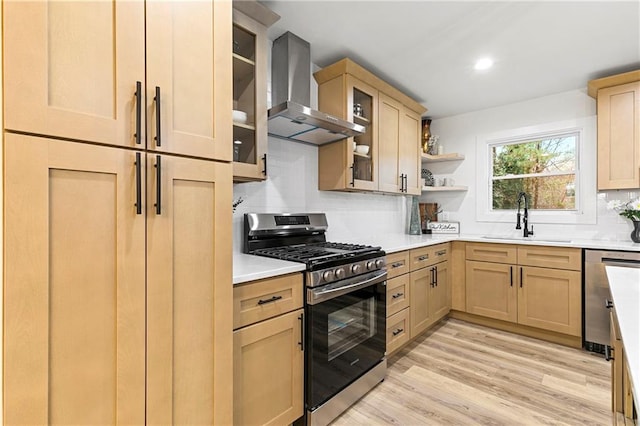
252;242;380;264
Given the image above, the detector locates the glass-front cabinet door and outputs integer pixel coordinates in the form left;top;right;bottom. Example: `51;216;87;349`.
347;76;378;191
232;9;269;181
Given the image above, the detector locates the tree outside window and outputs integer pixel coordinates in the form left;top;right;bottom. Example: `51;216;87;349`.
491;133;578;210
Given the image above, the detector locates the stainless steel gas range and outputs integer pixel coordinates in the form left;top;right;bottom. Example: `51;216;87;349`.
244;213;387;426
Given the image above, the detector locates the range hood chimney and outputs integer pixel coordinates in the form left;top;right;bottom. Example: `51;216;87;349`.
268;32;364;145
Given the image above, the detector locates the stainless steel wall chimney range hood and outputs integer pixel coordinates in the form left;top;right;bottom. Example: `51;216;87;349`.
268;32;365;145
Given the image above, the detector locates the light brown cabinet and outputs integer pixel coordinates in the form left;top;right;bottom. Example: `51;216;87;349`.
233;274;304;426
378;94;422;195
610;305;637;424
317;73;379;191
410;245;450;338
464;243;581;338
4;133;233;425
3;2;234;422
232;2;279;181
4;0;232;161
315;58;426;194
588;71;640;190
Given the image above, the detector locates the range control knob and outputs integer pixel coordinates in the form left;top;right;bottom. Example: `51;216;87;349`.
351;264;361;274
366;261;375;270
335;268;346;279
375;259;384;268
322;270;334;282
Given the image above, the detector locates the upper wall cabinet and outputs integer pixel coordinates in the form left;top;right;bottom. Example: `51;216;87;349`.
588;70;640;190
232;1;280;182
314;58;426;194
4;0;232;162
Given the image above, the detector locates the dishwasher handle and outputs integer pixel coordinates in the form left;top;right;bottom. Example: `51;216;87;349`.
603;259;640;269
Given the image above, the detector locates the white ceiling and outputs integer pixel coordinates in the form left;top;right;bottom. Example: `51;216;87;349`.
262;1;640;119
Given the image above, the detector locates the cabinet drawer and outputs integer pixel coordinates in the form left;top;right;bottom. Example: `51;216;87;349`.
517;246;581;271
386;251;410;279
387;275;410;316
410;246;433;271
431;243;450;264
386;308;410;354
466;243;517;264
233;273;303;329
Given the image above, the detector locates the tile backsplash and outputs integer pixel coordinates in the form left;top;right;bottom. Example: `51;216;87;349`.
232;137;407;252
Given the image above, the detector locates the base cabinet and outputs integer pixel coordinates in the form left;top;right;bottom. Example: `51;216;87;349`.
232;274;304;426
464;243;581;338
385;244;450;352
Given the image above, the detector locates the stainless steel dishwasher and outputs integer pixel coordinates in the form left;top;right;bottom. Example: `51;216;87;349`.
584;249;640;353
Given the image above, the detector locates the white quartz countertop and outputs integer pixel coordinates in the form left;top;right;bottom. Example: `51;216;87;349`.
606;266;640;404
233;253;305;285
234;232;640;284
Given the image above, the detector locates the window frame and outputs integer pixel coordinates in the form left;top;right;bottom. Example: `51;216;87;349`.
490;131;579;212
476;117;596;225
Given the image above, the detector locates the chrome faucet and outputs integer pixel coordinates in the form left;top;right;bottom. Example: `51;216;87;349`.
516;192;534;237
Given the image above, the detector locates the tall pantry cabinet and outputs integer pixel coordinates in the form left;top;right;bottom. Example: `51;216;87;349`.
3;1;233;425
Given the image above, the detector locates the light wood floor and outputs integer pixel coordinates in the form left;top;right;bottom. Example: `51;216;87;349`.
332;318;611;426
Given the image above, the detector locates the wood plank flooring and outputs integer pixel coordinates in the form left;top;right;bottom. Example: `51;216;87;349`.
332;319;611;426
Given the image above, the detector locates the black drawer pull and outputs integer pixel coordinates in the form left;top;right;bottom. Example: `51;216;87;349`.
435;250;446;256
391;262;404;268
134;81;142;145
392;328;404;336
154;155;161;215
298;313;304;352
257;295;282;305
605;299;614;309
262;153;267;175
154;86;162;147
417;255;429;261
134;153;142;214
605;345;614;361
392;292;404;299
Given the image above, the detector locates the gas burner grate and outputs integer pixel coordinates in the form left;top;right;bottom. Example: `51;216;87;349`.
253;241;381;264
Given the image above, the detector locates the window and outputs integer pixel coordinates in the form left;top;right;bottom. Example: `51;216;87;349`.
491;133;578;211
476;117;596;225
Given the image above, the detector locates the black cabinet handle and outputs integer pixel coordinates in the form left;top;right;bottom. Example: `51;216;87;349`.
520;267;523;288
605;345;614;361
350;164;355;186
510;266;513;287
154;155;161;215
392;292;404;299
435;250;447;256
435;266;438;286
430;266;435;287
417;255;429;261
404;174;408;192
257;295;282;305
391;262;404;269
134;81;142;145
154;86;161;147
298;313;305;351
399;174;404;192
392;328;404;336
262;153;267;175
605;299;614;309
134;152;142;214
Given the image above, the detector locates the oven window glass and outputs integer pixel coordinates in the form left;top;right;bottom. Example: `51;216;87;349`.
327;298;375;361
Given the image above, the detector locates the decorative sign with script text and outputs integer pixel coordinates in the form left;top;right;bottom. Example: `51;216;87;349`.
428;221;460;234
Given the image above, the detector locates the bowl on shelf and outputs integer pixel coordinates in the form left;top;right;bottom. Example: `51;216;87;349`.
232;110;248;124
355;145;370;155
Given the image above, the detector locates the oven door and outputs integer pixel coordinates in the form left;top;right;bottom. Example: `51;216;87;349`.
306;269;386;410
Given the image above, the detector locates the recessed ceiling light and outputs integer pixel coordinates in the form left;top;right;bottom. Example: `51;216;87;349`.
474;58;494;71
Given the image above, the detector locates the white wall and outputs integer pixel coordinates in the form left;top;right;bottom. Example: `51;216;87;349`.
426;88;639;241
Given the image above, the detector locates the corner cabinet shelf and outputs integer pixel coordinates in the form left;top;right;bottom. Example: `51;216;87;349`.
422;153;465;163
422;185;468;192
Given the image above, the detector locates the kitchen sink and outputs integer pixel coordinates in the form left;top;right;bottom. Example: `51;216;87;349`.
481;235;572;244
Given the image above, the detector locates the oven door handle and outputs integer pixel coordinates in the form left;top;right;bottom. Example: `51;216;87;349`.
308;270;387;305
